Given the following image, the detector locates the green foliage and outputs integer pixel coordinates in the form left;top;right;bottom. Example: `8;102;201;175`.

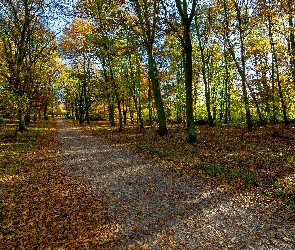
0;119;52;177
274;182;295;211
194;162;262;186
88;113;106;121
285;156;295;168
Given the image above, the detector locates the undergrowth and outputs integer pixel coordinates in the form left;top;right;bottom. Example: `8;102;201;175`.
194;162;263;187
0;118;52;177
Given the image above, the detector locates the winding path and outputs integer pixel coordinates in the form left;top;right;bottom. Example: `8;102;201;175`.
55;118;295;249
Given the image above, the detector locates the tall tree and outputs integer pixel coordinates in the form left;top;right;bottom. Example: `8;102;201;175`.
60;18;95;124
222;0;253;131
0;0;56;132
174;0;197;142
195;5;214;126
130;0;168;135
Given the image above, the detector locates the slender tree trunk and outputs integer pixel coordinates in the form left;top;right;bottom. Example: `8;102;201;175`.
129;53;144;130
132;0;167;135
255;55;271;118
78;86;84;124
84;78;90;125
267;10;288;125
183;22;196;142
174;0;198;143
18;109;26;131
223;0;253;129
267;14;277;123
117;100;123;132
83;81;90;125
147;44;167;135
71;102;75;118
129;100;134;124
196;22;213;126
148;79;153;126
235;3;252;131
224;0;252;131
44;104;48;120
136;55;144;131
288;0;295;87
224;46;230;124
108;103;115;127
25;109;31;125
247;83;264;124
101;57;115;127
123;101;127;125
83;56;90;125
276;65;288;125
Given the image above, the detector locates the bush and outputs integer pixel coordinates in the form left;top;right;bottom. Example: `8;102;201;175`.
89;113;106;121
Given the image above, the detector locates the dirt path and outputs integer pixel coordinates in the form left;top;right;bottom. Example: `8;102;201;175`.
56;118;295;249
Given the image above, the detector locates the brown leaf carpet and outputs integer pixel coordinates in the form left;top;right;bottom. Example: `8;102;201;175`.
54;118;295;249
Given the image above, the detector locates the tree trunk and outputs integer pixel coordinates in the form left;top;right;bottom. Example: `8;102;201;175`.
83;78;90;125
247;83;264;124
183;19;196;143
175;0;197;143
44;105;48;120
132;0;167;135
117;100;123;132
267;9;288;125
147;44;167;135
109;103;115;127
267;13;277;123
18;109;26;131
235;2;252;131
25;110;31;125
123;101;127;126
148;78;153;126
276;65;288;125
196;22;213;126
288;0;295;87
136;55;144;131
224;0;252;131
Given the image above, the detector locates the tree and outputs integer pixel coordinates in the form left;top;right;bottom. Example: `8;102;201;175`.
0;0;57;132
222;0;253;131
195;5;214;126
60;18;96;124
129;0;168;135
173;0;197;142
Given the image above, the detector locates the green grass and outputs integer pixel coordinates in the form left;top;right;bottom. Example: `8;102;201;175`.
286;156;295;168
274;181;295;211
194;162;263;187
0;118;52;178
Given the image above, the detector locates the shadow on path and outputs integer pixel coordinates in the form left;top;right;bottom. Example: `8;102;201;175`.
56;118;295;249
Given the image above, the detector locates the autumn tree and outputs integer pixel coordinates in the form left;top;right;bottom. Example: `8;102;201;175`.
129;0;168;135
60;18;96;124
194;5;215;126
173;0;197;142
0;0;57;132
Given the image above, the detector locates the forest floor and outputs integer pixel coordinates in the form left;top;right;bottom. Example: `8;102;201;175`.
79;120;295;215
0;118;295;249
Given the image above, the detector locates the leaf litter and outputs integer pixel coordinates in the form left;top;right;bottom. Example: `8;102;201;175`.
1;118;295;249
55;119;295;249
0;119;122;249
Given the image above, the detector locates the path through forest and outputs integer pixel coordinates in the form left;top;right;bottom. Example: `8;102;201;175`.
56;118;295;249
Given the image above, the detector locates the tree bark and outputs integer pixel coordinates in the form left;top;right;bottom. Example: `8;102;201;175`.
195;19;213;126
288;0;295;87
147;45;167;135
175;0;197;143
132;0;167;135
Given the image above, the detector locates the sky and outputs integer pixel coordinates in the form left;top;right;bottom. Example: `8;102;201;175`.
46;0;78;38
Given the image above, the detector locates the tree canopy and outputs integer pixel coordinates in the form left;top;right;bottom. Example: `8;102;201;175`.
1;0;295;139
